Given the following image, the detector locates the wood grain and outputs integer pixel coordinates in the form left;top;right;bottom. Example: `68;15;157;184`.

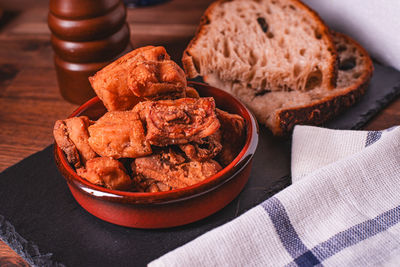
0;0;399;264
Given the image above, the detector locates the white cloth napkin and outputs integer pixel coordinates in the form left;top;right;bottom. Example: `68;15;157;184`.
149;125;400;267
302;0;400;71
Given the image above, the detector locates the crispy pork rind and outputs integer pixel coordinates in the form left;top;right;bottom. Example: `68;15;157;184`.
128;60;186;100
133;97;220;146
55;44;249;192
185;86;200;98
77;157;132;190
132;175;172;193
179;131;222;162
88;110;152;159
133;148;222;189
215;108;246;166
89;46;187;111
53;116;97;168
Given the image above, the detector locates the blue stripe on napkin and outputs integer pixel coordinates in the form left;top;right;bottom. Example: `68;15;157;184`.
261;198;321;266
365;131;382;147
311;205;400;261
366;126;399;147
262;197;400;266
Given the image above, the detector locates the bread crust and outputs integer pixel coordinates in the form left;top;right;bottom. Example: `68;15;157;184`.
182;0;338;89
182;0;220;78
273;32;373;135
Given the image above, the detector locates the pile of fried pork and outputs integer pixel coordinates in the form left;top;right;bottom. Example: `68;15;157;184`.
54;46;246;192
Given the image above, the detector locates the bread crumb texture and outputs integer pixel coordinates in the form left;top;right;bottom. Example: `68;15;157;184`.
184;0;373;135
205;32;372;135
186;0;337;93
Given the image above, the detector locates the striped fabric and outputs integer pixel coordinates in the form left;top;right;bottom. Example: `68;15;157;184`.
149;125;400;267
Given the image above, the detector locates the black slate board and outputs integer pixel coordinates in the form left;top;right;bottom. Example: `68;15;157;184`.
0;62;399;267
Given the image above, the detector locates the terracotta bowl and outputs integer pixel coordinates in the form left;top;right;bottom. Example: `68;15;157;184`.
54;82;259;228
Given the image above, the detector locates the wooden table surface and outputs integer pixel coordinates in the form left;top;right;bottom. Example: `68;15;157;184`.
0;0;399;265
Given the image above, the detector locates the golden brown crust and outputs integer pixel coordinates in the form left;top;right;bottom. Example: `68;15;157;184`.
274;80;370;135
186;86;200;98
53;120;81;168
182;0;227;78
273;32;373;136
90;46;187;111
134;97;220;146
89;46;163;111
134;149;222;189
215;108;246;166
182;0;339;89
132;175;172;192
127;60;187;99
77;157;133;190
88;110;152;158
53;116;97;168
179;131;222;162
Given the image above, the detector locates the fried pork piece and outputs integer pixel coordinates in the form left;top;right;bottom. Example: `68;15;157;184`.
132;175;172;192
88;110;152;159
215;109;246;166
53;116;97;168
133;97;220;146
77;157;132;190
128;60;186;100
133;149;222;189
179;131;222;162
185;86;200;98
89;46;186;111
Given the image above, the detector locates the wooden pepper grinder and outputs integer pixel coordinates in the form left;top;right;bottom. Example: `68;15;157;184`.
48;0;132;104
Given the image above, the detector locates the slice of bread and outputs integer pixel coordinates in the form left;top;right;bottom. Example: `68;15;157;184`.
183;0;338;93
206;32;373;135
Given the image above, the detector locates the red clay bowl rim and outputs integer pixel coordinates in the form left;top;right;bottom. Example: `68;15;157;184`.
55;82;259;204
